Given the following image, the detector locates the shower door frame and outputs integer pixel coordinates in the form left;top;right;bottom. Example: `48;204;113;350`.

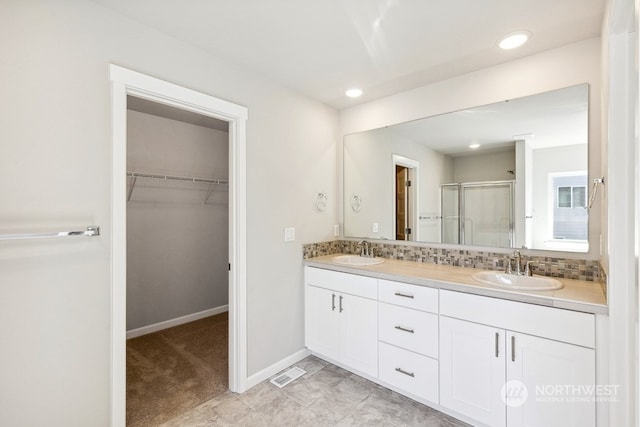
441;180;515;248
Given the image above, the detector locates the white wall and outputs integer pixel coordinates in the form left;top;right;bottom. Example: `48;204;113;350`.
340;37;602;259
0;1;337;425
343;128;452;240
126;110;229;330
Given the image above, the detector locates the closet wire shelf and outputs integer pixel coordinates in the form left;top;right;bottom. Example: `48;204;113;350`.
127;171;229;203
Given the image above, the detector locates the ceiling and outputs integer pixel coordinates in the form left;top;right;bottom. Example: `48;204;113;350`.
388;84;588;156
92;0;606;109
128;96;229;132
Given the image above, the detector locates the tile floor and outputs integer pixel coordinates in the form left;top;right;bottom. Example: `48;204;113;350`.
160;355;470;426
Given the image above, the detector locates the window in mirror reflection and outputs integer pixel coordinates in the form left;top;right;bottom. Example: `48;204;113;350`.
551;172;588;244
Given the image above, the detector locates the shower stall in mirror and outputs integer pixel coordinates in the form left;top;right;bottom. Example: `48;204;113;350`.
441;181;514;248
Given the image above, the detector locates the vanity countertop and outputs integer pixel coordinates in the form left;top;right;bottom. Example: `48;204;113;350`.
305;254;607;315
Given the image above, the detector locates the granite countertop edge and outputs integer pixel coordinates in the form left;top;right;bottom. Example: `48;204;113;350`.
304;254;608;315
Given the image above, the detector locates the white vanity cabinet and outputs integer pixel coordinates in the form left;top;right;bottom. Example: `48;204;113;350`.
304;267;378;377
304;265;599;427
377;279;439;404
439;290;596;427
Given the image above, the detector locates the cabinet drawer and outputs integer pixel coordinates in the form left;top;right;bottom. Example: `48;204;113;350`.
379;342;438;404
440;290;595;348
379;303;438;358
305;266;377;299
378;279;438;313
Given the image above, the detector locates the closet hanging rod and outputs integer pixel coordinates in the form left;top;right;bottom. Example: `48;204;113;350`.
127;171;228;185
0;226;100;241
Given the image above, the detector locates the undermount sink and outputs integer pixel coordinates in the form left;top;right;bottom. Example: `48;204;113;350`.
472;271;563;291
332;255;385;266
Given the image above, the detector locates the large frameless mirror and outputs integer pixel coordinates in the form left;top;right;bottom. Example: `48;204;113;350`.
343;84;589;253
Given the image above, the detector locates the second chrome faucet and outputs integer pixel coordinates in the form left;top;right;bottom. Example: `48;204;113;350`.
505;250;536;276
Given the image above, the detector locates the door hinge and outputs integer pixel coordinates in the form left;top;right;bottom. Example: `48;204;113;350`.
405;228;412;235
405;180;412;187
228;263;231;271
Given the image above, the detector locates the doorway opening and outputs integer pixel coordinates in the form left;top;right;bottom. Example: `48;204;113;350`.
110;65;248;427
124;96;231;425
393;155;419;241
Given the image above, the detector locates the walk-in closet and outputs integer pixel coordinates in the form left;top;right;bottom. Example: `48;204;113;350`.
124;96;230;427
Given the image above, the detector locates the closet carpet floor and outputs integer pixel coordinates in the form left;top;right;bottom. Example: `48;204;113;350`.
126;312;228;427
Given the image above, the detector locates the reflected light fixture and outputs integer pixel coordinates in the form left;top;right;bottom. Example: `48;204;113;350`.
469;143;480;149
498;31;531;50
346;88;363;98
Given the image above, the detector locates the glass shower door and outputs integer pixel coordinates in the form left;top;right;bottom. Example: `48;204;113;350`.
441;184;459;245
461;182;513;248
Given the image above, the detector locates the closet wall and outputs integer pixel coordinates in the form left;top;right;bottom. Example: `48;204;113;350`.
126;107;229;331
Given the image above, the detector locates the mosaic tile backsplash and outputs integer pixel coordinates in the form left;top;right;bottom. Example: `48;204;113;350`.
303;240;602;282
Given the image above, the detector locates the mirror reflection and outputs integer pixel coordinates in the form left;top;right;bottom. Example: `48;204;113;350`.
343;84;589;252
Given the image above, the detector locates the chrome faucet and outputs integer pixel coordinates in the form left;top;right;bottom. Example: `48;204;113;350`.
358;240;370;257
513;250;522;275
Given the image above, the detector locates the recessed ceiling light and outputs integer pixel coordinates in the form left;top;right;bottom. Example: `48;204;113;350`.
498;31;531;50
345;88;363;98
469;144;480;149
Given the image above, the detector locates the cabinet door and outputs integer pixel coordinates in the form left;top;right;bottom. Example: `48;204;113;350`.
339;293;378;377
305;285;340;361
507;332;595;427
440;316;506;427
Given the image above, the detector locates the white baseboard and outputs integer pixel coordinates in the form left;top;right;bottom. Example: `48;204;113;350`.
126;305;229;339
245;348;311;390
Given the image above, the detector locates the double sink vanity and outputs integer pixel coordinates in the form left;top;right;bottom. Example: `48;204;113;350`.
304;252;606;427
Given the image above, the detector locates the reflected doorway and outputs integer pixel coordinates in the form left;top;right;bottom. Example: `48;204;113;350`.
393;155;419;241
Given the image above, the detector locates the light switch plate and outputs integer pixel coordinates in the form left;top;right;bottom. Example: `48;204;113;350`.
333;224;340;237
372;222;379;233
284;227;295;242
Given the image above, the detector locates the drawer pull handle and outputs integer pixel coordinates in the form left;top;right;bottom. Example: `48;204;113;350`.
394;292;414;299
495;332;499;358
331;294;336;311
339;295;344;313
394;325;415;334
395;367;415;378
511;335;515;362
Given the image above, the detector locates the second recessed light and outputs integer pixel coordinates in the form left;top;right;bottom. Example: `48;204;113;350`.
346;88;363;98
499;31;531;50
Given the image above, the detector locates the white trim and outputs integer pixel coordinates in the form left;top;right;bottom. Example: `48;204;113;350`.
245;348;311;389
605;2;637;425
126;305;229;339
109;65;248;427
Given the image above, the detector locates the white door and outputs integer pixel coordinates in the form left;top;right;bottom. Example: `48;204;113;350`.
507;332;595;427
305;285;340;361
440;316;506;427
339;293;378;377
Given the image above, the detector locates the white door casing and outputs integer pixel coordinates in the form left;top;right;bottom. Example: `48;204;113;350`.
109;65;248;427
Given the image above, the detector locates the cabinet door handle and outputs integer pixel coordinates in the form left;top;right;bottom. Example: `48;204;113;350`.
395;367;415;378
331;293;336;311
395;325;415;334
394;292;414;299
339;295;344;312
511;335;515;362
495;332;499;358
